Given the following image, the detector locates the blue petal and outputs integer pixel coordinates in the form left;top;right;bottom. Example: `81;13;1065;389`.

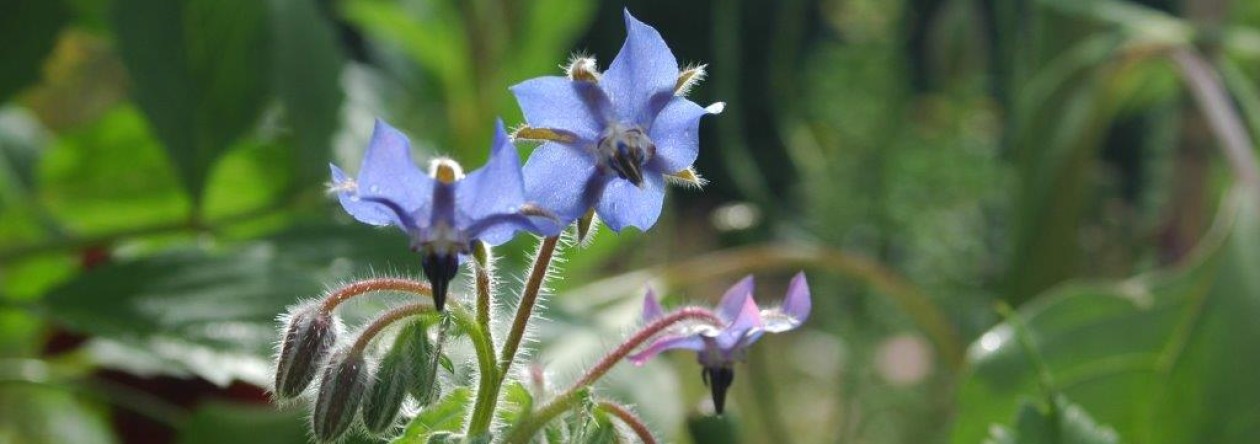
782;272;812;323
717;276;755;322
649;96;710;173
459;120;528;225
523;142;603;224
595;172;665;232
332;120;431;229
510;76;611;142
467;213;552;246
716;293;764;351
601;10;679;125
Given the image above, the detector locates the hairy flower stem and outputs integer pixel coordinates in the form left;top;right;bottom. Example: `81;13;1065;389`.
461;303;501;438
467;236;560;438
320;277;432;314
475;259;495;347
498;236;561;376
503;308;724;444
597;401;657;444
349;302;436;355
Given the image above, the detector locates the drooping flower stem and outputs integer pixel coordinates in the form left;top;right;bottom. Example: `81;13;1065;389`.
503;308;724;444
498;235;561;376
349;302;436;355
319;277;432;314
597;401;657;444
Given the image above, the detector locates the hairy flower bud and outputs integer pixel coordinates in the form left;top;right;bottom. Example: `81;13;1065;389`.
361;320;437;434
313;348;368;442
274;306;338;399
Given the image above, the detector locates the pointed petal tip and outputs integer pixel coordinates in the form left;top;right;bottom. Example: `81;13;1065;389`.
783;272;812;322
642;288;664;322
717;275;756;321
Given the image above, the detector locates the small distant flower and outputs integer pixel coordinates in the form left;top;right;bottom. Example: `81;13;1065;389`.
329;119;559;310
628;273;811;414
511;9;724;232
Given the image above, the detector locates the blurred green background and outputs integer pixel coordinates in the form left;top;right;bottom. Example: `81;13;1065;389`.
4;0;1260;442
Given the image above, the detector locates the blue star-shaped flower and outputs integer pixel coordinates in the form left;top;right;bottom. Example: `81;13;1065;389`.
510;10;723;232
329;119;559;310
628;273;811;413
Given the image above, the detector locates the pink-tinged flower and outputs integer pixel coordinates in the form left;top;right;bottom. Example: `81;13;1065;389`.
628;273;811;413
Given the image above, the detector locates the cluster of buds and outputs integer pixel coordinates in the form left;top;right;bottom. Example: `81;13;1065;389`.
273;281;442;442
273;9;810;444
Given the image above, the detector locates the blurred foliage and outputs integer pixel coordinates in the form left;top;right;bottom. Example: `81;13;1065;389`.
2;0;1260;443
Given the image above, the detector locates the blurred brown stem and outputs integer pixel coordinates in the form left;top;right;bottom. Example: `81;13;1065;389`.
1170;48;1260;191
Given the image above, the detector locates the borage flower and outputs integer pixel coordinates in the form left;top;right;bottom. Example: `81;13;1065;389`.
628;273;811;414
511;10;724;232
330;119;560;310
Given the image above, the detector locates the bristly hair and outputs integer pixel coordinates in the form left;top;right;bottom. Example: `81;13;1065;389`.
675;63;708;97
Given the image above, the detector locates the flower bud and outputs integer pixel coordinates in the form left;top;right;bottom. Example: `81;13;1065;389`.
312;348;368;442
274;306;338;399
361;320;437;434
405;325;441;405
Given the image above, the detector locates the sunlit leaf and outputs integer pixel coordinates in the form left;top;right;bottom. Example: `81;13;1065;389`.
954;189;1260;443
112;0;270;203
984;395;1119;444
393;386;472;442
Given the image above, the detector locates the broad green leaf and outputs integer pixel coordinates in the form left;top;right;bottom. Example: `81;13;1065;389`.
38;104;188;235
40;224;418;386
954;189;1260;443
175;402;307;444
984;396;1119;444
393;386;472;442
175;402;377;444
112;0;270;203
0;0;69;102
0;385;115;444
268;0;345;188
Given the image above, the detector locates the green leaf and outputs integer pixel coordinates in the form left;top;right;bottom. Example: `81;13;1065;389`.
38;104;189;235
393;386;472;442
40;224;417;386
175;402;378;444
954;189;1260;443
0;0;69;101
0;385;115;444
984;395;1119;444
112;0;270;204
495;380;534;426
175;402;307;444
268;0;345;188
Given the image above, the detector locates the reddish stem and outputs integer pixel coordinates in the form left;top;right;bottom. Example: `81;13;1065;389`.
572;307;723;389
319;278;432;314
598;401;657;444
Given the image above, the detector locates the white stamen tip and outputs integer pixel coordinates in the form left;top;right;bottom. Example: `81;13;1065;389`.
705;102;726;114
